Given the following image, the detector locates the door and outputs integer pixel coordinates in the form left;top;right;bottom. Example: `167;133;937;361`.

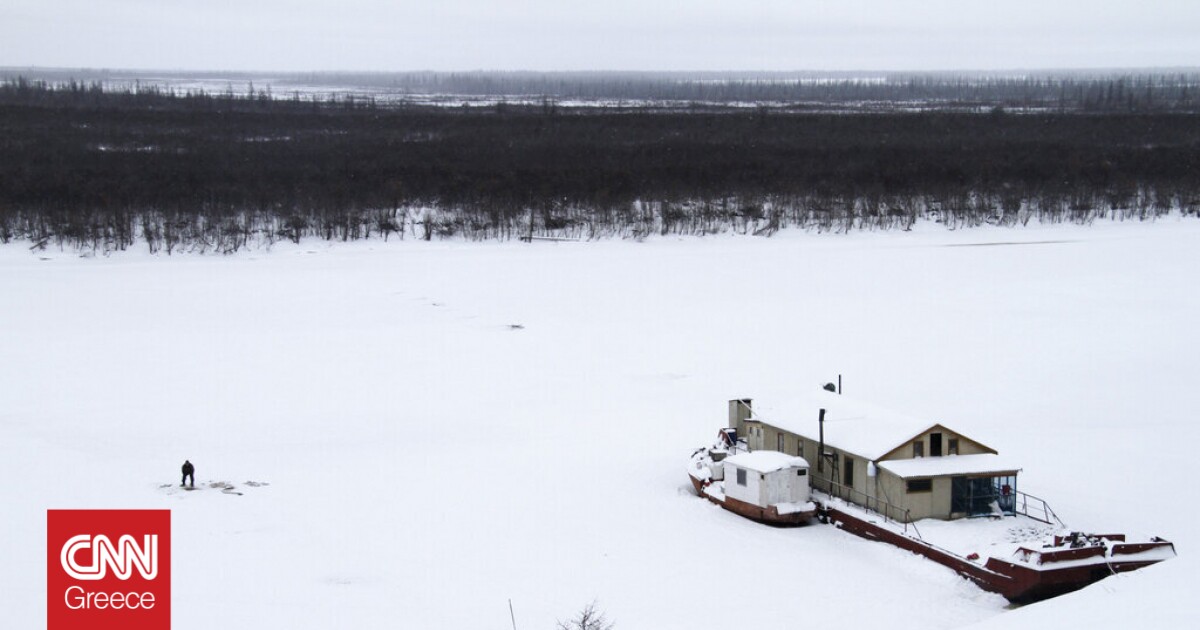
952;476;1002;516
930;432;943;457
951;476;969;514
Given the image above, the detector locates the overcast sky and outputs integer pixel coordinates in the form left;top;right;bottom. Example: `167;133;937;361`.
2;0;1198;72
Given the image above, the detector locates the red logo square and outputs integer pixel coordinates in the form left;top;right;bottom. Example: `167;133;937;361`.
47;510;171;630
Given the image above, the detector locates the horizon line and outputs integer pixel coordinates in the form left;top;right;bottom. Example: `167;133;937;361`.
5;65;1200;77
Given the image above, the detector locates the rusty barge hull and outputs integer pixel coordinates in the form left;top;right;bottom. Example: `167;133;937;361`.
690;475;816;526
822;505;1174;604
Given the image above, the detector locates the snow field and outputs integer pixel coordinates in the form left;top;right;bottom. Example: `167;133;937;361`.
2;219;1198;628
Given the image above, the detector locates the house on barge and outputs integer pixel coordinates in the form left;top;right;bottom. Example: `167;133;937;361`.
729;388;1020;522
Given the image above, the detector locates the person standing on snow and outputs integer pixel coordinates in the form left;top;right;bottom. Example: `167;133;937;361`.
181;460;195;488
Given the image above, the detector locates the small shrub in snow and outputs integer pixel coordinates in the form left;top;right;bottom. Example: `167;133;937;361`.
556;601;614;630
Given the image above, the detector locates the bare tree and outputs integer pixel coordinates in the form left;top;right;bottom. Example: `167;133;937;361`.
556;601;614;630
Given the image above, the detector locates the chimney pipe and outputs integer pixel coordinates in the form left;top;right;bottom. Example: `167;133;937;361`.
818;408;826;473
838;374;842;395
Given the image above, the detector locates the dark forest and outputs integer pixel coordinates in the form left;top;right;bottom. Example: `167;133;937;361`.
2;76;1198;253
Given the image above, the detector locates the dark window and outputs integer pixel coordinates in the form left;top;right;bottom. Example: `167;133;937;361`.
797;469;808;477
948;438;959;455
906;479;933;493
913;441;924;458
930;433;943;457
736;468;747;486
797;440;804;458
952;475;1018;516
843;456;854;487
777;433;785;451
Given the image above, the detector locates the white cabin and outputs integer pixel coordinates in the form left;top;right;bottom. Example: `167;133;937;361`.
722;451;811;508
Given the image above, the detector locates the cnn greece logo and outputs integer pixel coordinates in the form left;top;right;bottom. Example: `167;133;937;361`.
61;533;158;580
48;510;171;630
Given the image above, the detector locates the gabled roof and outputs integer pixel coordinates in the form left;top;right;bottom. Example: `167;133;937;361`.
878;454;1019;479
724;451;810;474
751;388;982;461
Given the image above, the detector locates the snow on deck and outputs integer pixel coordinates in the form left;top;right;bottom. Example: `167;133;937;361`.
776;501;817;515
816;489;1062;561
724;450;809;473
702;481;725;502
687;450;713;481
909;514;1061;559
878;453;1021;478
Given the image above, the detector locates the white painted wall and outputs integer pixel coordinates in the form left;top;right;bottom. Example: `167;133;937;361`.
725;463;811;507
765;467;810;504
723;463;762;505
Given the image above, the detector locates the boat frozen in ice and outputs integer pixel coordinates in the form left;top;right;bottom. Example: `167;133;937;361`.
688;429;817;526
687;392;1176;603
817;492;1176;603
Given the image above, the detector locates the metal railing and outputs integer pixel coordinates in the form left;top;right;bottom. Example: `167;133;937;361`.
812;476;921;539
1014;490;1065;527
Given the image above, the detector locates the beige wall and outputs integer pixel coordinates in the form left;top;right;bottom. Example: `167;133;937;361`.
726;402;1013;522
756;422;871;499
877;425;995;463
876;471;954;520
748;420;1001;522
760;425;806;459
745;422;764;451
728;399;752;435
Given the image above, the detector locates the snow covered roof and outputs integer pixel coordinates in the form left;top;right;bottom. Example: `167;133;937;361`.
752;388;945;461
724;451;810;474
878;454;1020;479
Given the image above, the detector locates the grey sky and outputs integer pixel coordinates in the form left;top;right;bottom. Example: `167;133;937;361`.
2;1;1198;72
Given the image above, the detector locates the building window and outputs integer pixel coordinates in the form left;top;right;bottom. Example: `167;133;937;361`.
907;479;933;493
913;441;924;458
736;468;747;486
948;438;959;455
798;440;804;458
843;456;854;487
797;469;808;477
952;475;1017;516
777;433;785;452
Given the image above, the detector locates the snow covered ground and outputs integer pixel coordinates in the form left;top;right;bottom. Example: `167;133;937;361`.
2;219;1198;629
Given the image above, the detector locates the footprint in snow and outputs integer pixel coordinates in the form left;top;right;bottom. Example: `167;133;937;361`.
158;480;270;497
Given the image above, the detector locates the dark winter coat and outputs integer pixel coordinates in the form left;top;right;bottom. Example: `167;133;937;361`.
182;461;194;475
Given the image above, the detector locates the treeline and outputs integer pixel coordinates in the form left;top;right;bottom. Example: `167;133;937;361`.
8;68;1200;113
309;70;1200;113
1;80;1197;253
0;76;381;114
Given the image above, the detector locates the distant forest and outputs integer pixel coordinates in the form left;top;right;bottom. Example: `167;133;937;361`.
288;69;1200;112
7;68;1200;111
1;74;1198;253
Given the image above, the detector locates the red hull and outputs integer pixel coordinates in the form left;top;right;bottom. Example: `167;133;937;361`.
690;474;1172;602
823;505;1174;603
689;475;816;526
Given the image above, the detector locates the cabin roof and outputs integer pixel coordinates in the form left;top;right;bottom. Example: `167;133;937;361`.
752;388;980;461
877;453;1020;479
724;451;810;474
